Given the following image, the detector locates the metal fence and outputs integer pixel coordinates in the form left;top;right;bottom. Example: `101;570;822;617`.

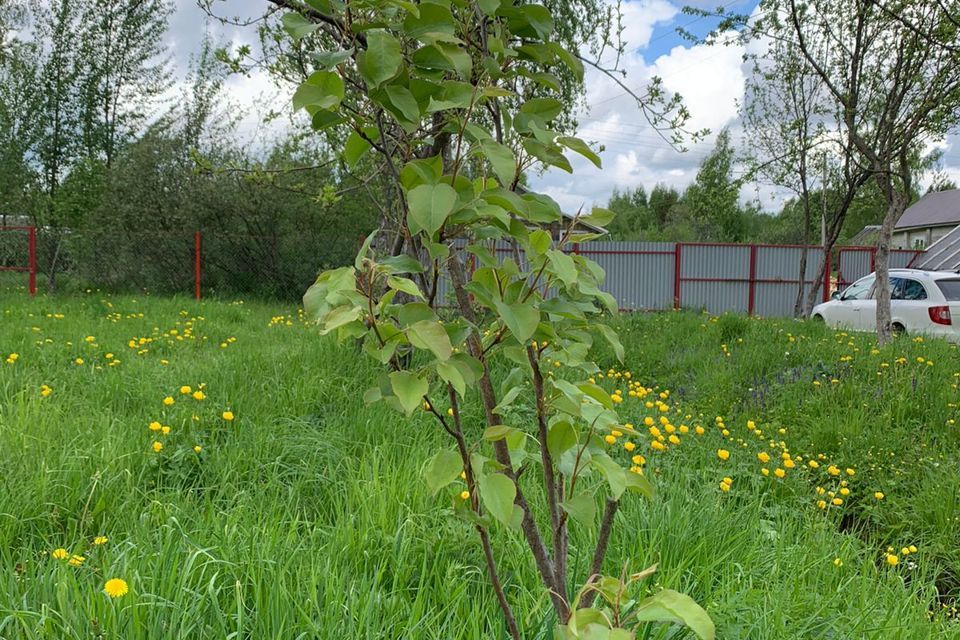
1;226;932;316
836;246;924;289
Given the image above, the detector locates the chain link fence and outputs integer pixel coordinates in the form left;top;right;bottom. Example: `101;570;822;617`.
1;226;356;301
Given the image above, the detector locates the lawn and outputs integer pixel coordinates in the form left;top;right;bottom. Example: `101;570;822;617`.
1;289;959;639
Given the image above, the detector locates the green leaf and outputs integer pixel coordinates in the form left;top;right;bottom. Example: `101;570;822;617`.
595;324;624;363
282;12;320;41
477;0;500;16
624;471;656;499
357;30;402;88
483;424;516;441
343;131;372;168
478;473;516;526
424;449;463;494
493;385;523;415
389;371;429;416
561;493;596;527
520;97;564;122
384;85;421;124
381;254;425;274
495;301;539;343
577;382;614;409
557;136;601;168
437;42;472;78
407;183;458;235
547;421;577;459
386;275;424;299
407;320;453;360
319;305;363;335
593;454;627;500
529;229;552;255
552;43;584;81
633;590;715;640
403;2;456;38
478;140;517;185
582;206;614;228
547;249;577;286
293;71;345;111
311;48;353;69
436;360;466;396
354;231;376;270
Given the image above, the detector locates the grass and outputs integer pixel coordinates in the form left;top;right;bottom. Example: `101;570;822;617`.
1;288;959;639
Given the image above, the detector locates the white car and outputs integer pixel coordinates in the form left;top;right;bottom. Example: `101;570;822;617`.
811;268;960;341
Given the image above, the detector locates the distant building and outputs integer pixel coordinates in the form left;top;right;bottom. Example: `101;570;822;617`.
892;190;960;249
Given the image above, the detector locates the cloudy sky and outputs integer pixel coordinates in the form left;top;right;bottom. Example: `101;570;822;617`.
171;0;960;213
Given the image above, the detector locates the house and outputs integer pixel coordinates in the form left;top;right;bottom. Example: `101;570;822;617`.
892;189;960;249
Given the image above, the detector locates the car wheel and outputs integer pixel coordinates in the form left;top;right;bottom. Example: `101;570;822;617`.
812;314;825;323
892;323;906;337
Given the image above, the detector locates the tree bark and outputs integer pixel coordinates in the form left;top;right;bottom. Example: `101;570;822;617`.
875;191;908;345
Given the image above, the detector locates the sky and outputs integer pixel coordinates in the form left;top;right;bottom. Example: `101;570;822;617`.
169;0;960;214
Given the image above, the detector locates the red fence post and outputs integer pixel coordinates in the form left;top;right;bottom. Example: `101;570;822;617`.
673;243;681;310
747;244;758;316
27;226;36;296
194;231;201;301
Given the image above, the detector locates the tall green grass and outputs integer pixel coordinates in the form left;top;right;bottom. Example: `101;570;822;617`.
0;292;957;638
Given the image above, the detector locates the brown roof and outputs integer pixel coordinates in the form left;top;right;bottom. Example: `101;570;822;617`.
895;190;960;230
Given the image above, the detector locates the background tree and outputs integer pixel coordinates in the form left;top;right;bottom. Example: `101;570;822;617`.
751;0;960;343
682;130;744;241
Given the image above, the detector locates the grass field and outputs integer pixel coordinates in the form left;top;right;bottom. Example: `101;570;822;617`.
2;289;960;639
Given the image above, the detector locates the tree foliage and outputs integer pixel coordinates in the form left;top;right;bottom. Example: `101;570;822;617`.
289;0;713;637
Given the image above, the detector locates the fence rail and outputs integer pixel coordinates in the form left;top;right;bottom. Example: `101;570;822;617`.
0;226;934;316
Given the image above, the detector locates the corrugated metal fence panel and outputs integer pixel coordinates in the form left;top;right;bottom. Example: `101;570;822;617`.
891;250;922;269
579;242;675;310
679;244;751;314
838;249;872;289
753;246;823;317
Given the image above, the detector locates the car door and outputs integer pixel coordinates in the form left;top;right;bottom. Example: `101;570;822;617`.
833;276;875;328
892;277;930;331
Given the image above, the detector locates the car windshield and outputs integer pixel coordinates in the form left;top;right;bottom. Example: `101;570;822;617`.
842;277;874;300
935;279;960;301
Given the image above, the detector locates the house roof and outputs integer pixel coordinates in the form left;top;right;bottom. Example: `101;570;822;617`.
895;189;960;230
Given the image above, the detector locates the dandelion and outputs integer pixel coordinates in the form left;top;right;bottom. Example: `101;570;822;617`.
808;460;820;469
459;490;470;500
74;358;84;365
52;548;68;560
651;440;666;452
152;441;163;453
40;384;52;397
901;547;911;556
817;500;827;509
149;421;161;431
162;396;174;406
833;557;843;567
719;481;731;492
909;545;918;553
757;452;770;464
221;410;234;421
668;434;680;445
717;449;730;461
631;454;646;466
774;468;786;478
827;465;841;476
845;468;856;476
161;426;171;435
839;487;850;496
832;497;843;506
624;442;636;452
886;554;899;566
180;385;192;394
761;468;770;476
192;390;206;401
68;555;85;567
194;445;202;453
93;536;108;546
604;435;616;445
695;425;705;435
874;491;885;500
103;578;129;598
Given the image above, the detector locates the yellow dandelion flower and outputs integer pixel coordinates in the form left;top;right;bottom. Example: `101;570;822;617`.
874;491;884;500
832;497;843;506
161;426;171;435
909;545;918;553
192;390;206;401
833;557;843;567
774;468;786;478
68;555;85;567
180;385;192;394
74;358;84;365
459;490;470;500
52;548;68;560
103;578;129;598
194;445;202;453
162;396;174;406
221;411;234;421
152;441;163;453
717;449;730;461
93;536;108;546
757;452;770;464
668;434;680;445
624;442;636;452
885;554;898;566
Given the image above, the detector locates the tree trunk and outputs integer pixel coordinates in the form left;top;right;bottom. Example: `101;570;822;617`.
875;191;908;345
804;246;830;316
